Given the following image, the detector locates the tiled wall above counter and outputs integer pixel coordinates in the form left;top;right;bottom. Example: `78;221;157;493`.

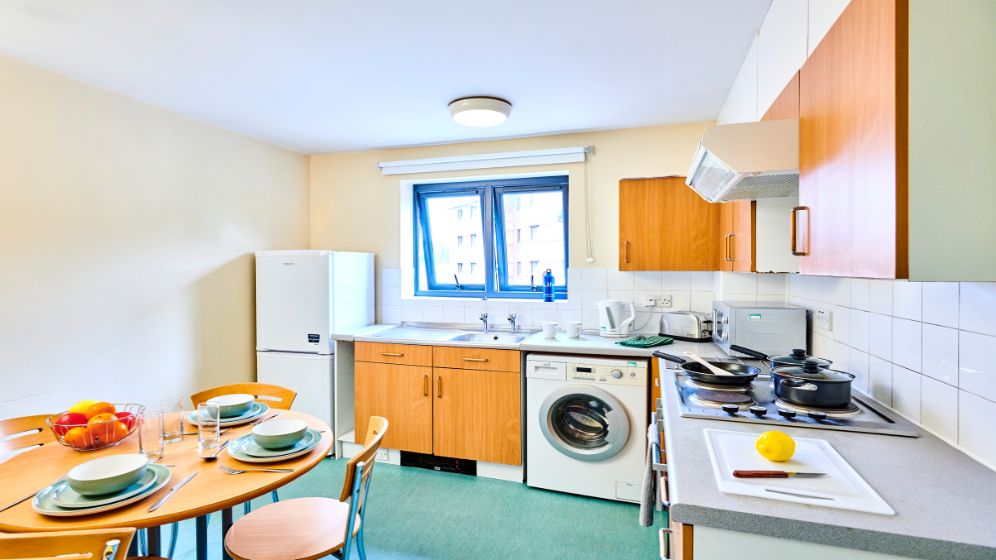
786;276;996;470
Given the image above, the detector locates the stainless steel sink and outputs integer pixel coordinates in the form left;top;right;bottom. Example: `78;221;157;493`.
445;332;529;344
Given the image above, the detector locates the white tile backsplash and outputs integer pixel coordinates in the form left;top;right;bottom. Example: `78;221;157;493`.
660;271;691;291
606;269;634;290
582;268;607;290
633;271;662;291
786;273;996;471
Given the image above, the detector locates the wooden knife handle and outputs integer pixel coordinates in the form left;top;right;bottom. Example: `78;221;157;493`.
733;470;790;478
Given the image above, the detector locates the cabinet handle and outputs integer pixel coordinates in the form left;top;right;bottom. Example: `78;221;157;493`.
624;240;631;264
790;206;810;256
436;376;442;398
461;357;488;362
423;374;428;396
724;233;735;262
380;352;404;357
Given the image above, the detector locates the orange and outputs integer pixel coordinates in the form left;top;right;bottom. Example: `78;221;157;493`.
87;412;117;425
103;421;129;444
84;401;116;419
63;426;91;449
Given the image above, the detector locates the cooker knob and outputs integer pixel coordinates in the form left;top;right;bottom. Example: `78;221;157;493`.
610;369;623;379
721;404;740;415
777;409;797;419
748;406;767;417
808;411;828;421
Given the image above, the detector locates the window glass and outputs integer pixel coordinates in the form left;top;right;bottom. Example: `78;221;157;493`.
422;194;484;286
499;190;567;288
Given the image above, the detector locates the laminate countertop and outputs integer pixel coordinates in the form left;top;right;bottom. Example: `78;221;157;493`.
657;359;996;560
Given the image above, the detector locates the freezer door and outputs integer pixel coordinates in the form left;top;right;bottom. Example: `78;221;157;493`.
256;252;332;353
256;352;333;429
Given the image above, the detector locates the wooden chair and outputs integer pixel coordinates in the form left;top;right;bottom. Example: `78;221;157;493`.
0;528;135;560
224;416;389;560
190;382;297;411
0;414;55;459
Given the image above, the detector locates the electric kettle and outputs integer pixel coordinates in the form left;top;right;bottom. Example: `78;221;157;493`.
596;300;636;338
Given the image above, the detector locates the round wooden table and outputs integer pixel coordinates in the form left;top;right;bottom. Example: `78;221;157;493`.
0;410;332;560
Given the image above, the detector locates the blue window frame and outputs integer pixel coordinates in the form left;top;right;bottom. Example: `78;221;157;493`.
414;176;568;299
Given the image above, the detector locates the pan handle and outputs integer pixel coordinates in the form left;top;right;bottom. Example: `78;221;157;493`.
729;345;769;360
653;351;686;365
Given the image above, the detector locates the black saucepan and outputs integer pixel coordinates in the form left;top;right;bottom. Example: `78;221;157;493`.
772;359;855;408
729;345;833;370
653;351;761;386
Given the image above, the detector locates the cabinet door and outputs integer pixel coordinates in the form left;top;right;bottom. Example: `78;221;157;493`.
619;177;721;271
718;203;734;271
355;361;432;453
433;368;521;465
731;200;756;272
798;0;906;278
762;72;800;121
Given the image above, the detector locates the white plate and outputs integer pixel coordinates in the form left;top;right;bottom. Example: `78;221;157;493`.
51;467;158;509
186;402;270;427
33;464;171;517
703;428;894;515
227;429;321;463
241;429;321;458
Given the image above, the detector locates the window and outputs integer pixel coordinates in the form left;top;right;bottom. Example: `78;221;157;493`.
413;175;568;298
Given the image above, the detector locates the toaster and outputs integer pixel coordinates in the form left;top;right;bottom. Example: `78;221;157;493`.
660;311;713;342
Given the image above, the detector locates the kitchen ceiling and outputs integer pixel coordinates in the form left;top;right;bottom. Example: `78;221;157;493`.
0;0;771;153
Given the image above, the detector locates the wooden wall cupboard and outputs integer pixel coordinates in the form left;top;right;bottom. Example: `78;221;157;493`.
354;342;522;465
719;200;755;272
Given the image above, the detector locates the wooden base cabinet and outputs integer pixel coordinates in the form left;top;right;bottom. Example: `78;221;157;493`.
433;368;521;465
354;361;433;454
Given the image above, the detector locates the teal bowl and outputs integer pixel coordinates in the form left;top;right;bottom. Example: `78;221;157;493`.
252;419;308;450
206;394;255;418
67;454;149;496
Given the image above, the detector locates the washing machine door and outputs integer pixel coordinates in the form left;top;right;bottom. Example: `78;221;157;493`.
538;384;631;462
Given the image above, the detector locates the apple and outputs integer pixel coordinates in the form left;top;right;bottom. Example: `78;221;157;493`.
115;411;137;430
52;412;87;436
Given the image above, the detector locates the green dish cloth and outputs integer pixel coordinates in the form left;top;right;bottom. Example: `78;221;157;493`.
616;335;673;348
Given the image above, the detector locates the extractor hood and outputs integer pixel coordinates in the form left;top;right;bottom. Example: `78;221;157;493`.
685;118;799;202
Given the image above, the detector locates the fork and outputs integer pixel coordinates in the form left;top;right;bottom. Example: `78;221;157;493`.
219;464;293;475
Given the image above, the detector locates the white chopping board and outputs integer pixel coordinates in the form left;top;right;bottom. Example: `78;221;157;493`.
703;428;894;515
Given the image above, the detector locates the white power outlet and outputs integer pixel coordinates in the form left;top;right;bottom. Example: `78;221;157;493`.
659;294;673;308
375;448;392;463
643;295;658;307
815;308;834;331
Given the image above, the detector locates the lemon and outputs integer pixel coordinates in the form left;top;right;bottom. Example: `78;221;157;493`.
68;399;99;415
755;430;796;462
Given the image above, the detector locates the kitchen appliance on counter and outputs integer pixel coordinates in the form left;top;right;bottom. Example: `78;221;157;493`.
255;250;374;431
660;311;713;342
526;354;648;502
656;355;918;438
712;301;805;357
596;300;636;338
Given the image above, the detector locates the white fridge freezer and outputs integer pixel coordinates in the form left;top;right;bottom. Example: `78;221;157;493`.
256;351;333;429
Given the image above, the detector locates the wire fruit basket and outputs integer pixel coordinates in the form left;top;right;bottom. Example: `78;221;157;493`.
46;403;145;452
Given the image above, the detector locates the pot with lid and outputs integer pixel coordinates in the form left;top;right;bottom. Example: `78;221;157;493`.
772;359;855;409
730;345;833;370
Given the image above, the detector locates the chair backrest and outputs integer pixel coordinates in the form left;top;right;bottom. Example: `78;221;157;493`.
0;528;135;560
338;417;388;560
190;382;297;410
0;414;55;456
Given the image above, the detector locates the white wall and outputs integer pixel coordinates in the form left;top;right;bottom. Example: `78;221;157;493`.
0;55;310;419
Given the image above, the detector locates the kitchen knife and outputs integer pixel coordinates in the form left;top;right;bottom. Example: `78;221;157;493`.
147;472;197;512
733;470;827;478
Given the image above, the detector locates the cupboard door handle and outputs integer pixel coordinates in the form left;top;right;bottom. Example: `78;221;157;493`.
436;376;442;398
724;233;735;262
423;374;428;396
461;357;488;362
624;240;631;264
791;206;810;256
380;352;404;357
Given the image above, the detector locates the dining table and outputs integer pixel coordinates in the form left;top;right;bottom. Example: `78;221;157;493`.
0;409;333;560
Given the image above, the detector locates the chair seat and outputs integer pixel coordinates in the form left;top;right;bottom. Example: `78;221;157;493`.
224;497;361;560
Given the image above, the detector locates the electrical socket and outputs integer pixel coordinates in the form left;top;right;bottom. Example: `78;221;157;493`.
815;308;834;332
375;449;392;463
659;294;672;308
643;295;658;307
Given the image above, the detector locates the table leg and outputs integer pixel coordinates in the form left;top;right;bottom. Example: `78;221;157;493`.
127;535;140;557
147;525;162;557
196;515;208;560
222;507;234;560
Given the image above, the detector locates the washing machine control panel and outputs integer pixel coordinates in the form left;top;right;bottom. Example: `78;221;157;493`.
567;363;646;386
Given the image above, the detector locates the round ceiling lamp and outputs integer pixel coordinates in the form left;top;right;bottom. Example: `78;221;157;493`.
448;96;512;127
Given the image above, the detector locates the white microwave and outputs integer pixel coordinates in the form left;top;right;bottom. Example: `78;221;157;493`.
712;301;806;357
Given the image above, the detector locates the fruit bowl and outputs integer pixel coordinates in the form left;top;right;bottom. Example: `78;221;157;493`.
46;403;145;452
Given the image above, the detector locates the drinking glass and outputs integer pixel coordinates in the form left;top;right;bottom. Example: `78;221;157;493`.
197;402;222;459
138;411;165;463
160;397;184;444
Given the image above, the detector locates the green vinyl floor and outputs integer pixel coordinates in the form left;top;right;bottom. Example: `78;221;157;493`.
170;457;660;559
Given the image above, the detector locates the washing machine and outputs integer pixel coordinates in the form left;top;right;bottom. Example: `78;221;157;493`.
526;354;648;502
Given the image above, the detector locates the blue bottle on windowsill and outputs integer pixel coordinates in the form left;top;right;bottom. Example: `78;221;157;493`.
542;269;555;302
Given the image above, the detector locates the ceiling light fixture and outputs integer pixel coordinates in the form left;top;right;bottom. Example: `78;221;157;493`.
448;96;512;127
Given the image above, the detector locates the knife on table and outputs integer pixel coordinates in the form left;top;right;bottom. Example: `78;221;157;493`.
148;472;197;512
733;470;827;478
